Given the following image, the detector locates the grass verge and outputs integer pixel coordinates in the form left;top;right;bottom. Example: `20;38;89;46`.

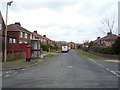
43;54;55;58
55;51;61;53
2;59;44;67
78;50;100;59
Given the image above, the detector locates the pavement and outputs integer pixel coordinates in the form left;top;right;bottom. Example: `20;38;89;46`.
0;52;59;71
2;49;119;88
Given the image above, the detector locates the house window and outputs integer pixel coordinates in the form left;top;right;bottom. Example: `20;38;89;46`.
101;41;104;44
30;34;32;39
0;24;1;30
44;39;46;42
9;38;12;43
20;32;23;38
19;41;22;43
41;39;43;42
33;36;35;39
13;39;16;43
25;33;27;38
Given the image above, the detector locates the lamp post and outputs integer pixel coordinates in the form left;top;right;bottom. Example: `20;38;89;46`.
4;1;13;62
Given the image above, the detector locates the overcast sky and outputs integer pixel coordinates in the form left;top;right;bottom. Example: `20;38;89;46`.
0;0;119;43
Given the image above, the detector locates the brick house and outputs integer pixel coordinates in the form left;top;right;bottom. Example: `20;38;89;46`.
41;35;52;45
0;11;5;52
68;42;77;49
7;22;32;44
93;32;119;47
32;31;55;46
32;31;43;40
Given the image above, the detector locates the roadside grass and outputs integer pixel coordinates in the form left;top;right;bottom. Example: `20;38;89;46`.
43;54;55;58
78;50;100;59
2;59;44;66
55;51;61;53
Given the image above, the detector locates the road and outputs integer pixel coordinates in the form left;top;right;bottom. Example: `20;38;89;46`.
2;50;119;88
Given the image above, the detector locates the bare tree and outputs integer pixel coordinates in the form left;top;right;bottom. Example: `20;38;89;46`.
98;17;118;35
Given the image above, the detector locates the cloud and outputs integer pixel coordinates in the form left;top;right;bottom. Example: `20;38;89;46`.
0;0;119;43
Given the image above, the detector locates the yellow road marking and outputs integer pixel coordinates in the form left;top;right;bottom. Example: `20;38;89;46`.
105;60;120;63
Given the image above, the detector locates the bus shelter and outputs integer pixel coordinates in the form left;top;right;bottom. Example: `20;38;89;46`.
30;39;41;59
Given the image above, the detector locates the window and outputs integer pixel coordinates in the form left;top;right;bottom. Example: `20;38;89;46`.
44;39;46;42
33;36;35;39
30;34;32;39
41;39;43;42
20;32;23;38
101;41;104;44
25;33;27;38
19;41;22;43
9;38;12;43
13;39;16;43
0;24;1;30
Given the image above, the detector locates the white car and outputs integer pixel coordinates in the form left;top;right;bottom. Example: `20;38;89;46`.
62;46;68;53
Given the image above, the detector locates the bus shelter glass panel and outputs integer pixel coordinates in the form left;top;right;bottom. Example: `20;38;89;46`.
31;39;41;59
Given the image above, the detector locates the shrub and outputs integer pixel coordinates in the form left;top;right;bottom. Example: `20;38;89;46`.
90;46;114;54
112;37;120;54
81;47;89;52
41;44;51;52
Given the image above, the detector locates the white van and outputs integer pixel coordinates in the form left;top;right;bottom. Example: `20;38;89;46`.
62;46;68;53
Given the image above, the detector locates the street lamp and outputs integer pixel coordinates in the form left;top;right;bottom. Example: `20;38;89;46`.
4;1;13;62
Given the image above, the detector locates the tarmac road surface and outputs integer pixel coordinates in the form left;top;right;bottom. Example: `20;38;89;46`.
2;49;119;88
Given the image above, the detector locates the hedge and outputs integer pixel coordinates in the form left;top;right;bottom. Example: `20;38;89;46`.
90;46;115;54
41;44;60;52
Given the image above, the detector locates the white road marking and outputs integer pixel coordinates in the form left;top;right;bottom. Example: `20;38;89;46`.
67;66;73;68
115;71;120;73
62;53;68;54
88;58;120;78
5;71;12;74
13;72;18;74
22;69;25;70
4;75;10;77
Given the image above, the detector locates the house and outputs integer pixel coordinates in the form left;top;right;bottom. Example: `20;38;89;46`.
0;12;22;62
7;22;32;44
0;11;5;50
68;41;77;49
42;35;53;45
32;31;43;40
93;32;119;47
0;11;5;61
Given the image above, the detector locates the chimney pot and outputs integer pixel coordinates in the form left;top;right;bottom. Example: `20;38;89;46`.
43;35;46;37
107;32;112;35
15;22;21;26
97;37;100;39
34;31;37;33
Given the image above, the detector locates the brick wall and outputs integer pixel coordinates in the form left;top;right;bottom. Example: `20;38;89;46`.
4;43;28;62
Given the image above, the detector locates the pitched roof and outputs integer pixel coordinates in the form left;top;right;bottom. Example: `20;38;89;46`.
68;42;76;44
7;24;32;34
32;32;43;38
94;33;119;42
100;33;119;40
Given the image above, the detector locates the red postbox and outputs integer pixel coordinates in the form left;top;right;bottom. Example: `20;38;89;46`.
26;44;31;62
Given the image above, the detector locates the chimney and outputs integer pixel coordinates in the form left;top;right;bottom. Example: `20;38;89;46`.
34;31;37;33
15;22;21;26
43;35;46;37
97;37;100;39
107;32;112;35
